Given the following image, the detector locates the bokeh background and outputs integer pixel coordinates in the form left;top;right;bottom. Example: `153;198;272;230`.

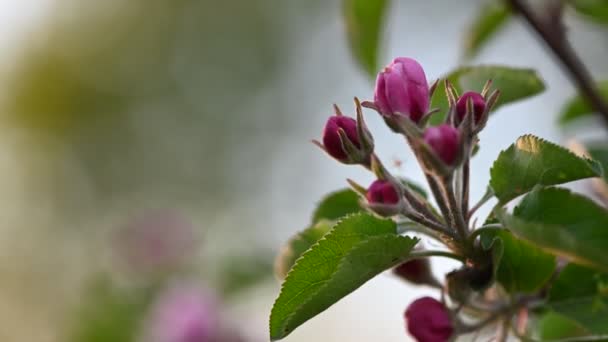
0;0;606;341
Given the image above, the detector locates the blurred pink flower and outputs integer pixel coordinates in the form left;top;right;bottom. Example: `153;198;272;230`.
142;283;219;342
113;209;198;276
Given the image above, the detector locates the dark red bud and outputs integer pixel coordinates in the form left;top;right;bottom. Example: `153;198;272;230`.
393;258;436;286
423;125;460;165
366;180;400;205
456;91;486;124
405;297;454;342
322;115;360;161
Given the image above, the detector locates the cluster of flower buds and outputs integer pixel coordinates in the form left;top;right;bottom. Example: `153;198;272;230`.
314;55;501;341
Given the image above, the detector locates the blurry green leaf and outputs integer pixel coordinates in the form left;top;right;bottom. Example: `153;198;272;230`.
536;311;590;340
463;1;511;58
559;81;608;125
549;263;608;334
343;0;389;77
430;66;545;124
480;228;555;293
70;278;153;342
269;213;418;340
480;229;504;282
312;189;362;223
400;179;428;199
570;0;608;24
219;254;274;297
587;143;608;183
489;135;602;204
274;220;333;279
500;187;608;272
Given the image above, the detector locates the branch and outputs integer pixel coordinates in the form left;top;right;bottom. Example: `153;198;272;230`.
506;0;608;128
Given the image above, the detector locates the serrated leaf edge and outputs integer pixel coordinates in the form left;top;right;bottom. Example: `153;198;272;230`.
269;212;417;340
489;134;603;203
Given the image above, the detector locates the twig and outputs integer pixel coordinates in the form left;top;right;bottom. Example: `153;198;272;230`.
506;0;608;128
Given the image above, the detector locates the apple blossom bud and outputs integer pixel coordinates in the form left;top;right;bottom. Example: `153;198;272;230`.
423;125;460;166
393;258;439;287
319;112;373;165
366;179;400;205
405;297;454;342
456;91;486;124
374;57;430;123
322;115;360;160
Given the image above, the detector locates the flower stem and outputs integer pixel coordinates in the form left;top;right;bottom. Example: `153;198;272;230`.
507;0;608;128
410;250;464;262
443;176;470;242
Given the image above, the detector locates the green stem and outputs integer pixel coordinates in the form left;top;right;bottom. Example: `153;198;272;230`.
468;224;503;244
461;160;470;223
410;250;464;262
443;176;470;241
425;173;454;228
469;187;494;220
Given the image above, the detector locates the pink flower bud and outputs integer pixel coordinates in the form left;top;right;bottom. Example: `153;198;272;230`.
374;57;430;122
142;284;219;342
393;258;437;286
423;125;460;166
456;91;486;124
405;297;454;342
366;180;400;205
322;115;361;161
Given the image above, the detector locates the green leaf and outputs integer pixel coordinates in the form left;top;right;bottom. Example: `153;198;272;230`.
343;0;389;77
69;277;153;342
500;187;608;272
480;228;555;293
587;143;608;183
312;189;362;223
536;311;590;340
401;179;428;199
463;1;511;58
559;81;608;125
570;0;608;25
219;253;274;297
489;135;602;204
549;263;608;334
430;65;545;124
269;213;418;340
274;220;333;279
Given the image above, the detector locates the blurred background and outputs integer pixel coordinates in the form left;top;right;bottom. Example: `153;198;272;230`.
0;0;606;341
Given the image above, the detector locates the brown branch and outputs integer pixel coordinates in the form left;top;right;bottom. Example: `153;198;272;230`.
506;0;608;128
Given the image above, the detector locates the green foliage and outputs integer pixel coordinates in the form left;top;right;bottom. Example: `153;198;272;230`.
489;135;602;204
501;187;608;272
219;253;275;297
269;213;418;340
312;189;363;223
569;0;608;24
559;81;608;125
463;1;511;58
430;66;545;124
549;263;608;334
480;228;555;293
536;311;589;340
69;278;153;342
274;220;333;279
343;0;389;77
587;143;608;183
